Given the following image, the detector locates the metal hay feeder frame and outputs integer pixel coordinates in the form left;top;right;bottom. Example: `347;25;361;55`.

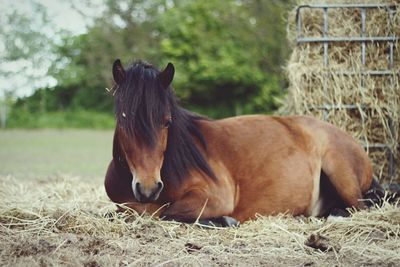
295;3;399;179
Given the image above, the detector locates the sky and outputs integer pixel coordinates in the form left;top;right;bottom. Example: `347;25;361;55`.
0;0;105;98
2;0;104;35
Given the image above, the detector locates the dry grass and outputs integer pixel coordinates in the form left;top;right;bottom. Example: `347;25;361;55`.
283;0;400;183
0;175;399;266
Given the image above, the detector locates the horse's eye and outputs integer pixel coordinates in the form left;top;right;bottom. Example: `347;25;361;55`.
164;118;172;128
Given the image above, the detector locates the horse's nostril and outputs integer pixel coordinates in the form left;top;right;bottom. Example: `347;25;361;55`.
157;181;164;190
135;182;142;194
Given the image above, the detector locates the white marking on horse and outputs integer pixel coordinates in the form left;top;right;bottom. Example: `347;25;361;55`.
309;161;323;216
131;169;138;196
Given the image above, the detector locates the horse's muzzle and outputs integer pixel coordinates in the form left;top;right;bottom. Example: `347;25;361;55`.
134;181;164;203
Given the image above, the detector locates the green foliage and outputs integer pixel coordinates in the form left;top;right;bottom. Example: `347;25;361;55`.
157;0;289;116
7;0;292;127
49;33;115;113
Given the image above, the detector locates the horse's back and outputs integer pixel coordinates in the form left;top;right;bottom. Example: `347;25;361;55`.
214;114;371;187
201;115;372;221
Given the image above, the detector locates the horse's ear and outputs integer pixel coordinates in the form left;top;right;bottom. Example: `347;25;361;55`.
159;62;175;89
113;59;126;85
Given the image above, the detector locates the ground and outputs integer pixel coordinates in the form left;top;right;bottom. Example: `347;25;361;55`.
0;130;399;266
0;129;112;179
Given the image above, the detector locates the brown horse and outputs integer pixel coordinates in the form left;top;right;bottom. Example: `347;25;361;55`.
105;59;374;226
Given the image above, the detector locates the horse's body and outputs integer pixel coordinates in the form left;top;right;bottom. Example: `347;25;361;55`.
105;60;373;224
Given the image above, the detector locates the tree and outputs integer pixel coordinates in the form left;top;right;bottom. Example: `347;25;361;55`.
9;0;292;127
45;0;164;113
157;0;289;116
0;2;58;127
0;2;56;98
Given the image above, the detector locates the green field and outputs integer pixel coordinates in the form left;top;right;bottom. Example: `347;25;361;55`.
0;129;113;180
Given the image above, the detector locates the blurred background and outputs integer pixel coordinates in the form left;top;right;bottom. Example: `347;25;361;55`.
0;0;292;179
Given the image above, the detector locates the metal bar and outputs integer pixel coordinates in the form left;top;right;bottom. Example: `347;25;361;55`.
309;104;366;110
322;7;329;121
389;42;394;69
329;70;397;76
296;7;302;40
361;143;393;148
297;36;398;43
387;6;395;179
323;8;329;67
388;7;395;69
305;70;397;76
361;8;366;66
360;8;366;92
298;4;396;9
388;150;395;179
388;118;395;178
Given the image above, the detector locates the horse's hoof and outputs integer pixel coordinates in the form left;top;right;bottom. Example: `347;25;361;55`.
329;208;350;217
197;216;240;228
220;216;240;227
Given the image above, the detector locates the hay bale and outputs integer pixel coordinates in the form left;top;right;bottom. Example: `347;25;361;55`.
284;0;400;183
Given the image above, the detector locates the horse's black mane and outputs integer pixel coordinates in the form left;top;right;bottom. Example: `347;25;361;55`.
114;60;216;183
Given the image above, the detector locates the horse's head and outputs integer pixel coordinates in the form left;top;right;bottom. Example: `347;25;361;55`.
112;59;175;203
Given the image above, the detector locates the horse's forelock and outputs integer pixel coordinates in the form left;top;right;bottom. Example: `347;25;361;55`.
115;61;169;147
